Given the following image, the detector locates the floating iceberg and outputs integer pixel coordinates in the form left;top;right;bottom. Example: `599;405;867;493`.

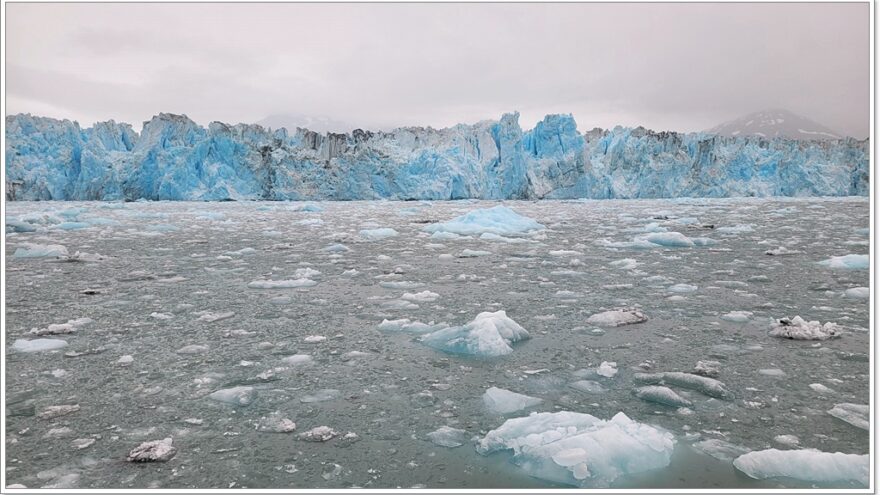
420;311;530;357
586;309;648;327
13;243;69;259
359;228;399;240
642;232;695;247
843;287;869;299
247;278;318;289
476;411;676;487
208;386;256;406
827;403;869;430
769;316;841;340
424;206;545;236
483;387;543;415
426;426;468;448
818;254;869;270
733;449;868;487
12;338;68;353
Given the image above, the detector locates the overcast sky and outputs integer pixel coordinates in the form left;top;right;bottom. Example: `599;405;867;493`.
6;3;870;137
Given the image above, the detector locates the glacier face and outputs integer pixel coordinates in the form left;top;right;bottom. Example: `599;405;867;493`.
5;112;869;201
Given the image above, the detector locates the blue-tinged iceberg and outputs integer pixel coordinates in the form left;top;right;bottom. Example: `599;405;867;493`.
5;112;868;201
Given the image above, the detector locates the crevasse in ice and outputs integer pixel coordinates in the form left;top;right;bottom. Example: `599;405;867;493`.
5;112;869;201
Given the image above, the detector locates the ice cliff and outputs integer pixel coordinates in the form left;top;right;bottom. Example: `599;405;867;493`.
5;112;869;201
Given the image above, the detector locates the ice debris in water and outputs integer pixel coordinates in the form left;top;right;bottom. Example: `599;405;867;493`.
401;291;440;303
476;411;675;488
426;426;468;448
423;206;544;236
733;449;868;487
482;387;543;415
843;287;869;299
765;246;800;256
692;439;751;462
197;311;235;323
247;278;318;289
359;228;399;240
37;404;80;420
29;318;92;336
12;338;68;353
634;386;692;408
818;254;869;270
208;386;256;406
634;372;733;400
420;311;530;357
827;403;869;430
282;354;313;366
126;438;177;463
693;360;721;378
299;426;338;442
643;232;695;247
300;389;340;403
596;361;618;378
569;380;606;394
720;311;752;323
13;243;69;258
586;309;647;327
377;319;446;334
667;283;697;293
769;316;841;340
774;435;800;447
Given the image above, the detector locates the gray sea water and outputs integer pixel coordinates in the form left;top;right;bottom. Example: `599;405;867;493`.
4;197;870;489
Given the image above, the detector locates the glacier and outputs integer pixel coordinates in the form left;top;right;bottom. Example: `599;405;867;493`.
5;112;869;201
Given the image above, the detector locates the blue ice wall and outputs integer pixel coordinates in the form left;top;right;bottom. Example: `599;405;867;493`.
5;112;868;201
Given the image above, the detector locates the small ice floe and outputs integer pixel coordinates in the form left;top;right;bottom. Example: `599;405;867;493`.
175;344;208;355
720;311;752;323
643;232;695;248
420;311;529;357
586;309;647;327
423;206;544;236
117;355;134;366
693;360;721;378
13;243;69;258
610;258;639;270
634;386;692;408
281;354;313;366
765;246;800;256
596;361;618;378
29;318;92;336
197;311;235;323
248;279;317;289
480;232;531;243
379;281;424;290
818;254;869;270
303;335;326;343
257;414;297;433
758;368;785;377
809;383;834;394
53;251;108;263
126;438;177;462
402;291;440;303
716;224;753;234
359;228;398;240
774;435;800;447
323;243;350;253
12;338;68;353
378;319;446;333
733;449;868;487
769;316;841;340
300;389;340;403
150;312;173;320
634;372;733;400
843;287;869;299
208;386;256;406
71;438;96;450
827;403;869;430
569;380;606;394
667;284;697;293
458;249;491;258
476;411;675;487
482;387;543;415
426;426;468;448
692;439;751;462
299;426;338;442
37;404;80;420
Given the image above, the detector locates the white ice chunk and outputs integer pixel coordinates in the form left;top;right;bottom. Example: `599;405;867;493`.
769;316;841;340
733;449;868;487
13;243;69;258
377;318;446;334
359;228;399;240
586;309;647;327
421;310;529;357
483;386;543;414
643;232;695;247
426;426;468;447
126;438;177;462
402;291;440;303
12;338;68;353
208;386;256;406
818;254;868;270
424;206;545;236
248;278;317;289
827;403;869;430
720;311;752;323
477;411;676;488
596;361;618;378
843;287;869;299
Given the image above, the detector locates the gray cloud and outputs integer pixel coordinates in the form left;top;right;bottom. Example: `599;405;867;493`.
6;2;869;137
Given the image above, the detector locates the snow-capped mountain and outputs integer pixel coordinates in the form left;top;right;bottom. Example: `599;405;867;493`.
255;112;353;134
5;112;868;201
705;109;842;140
